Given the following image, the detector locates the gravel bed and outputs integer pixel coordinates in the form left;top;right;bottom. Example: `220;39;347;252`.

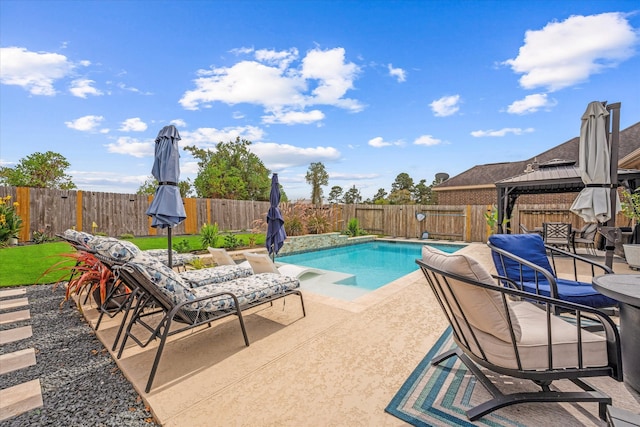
0;284;158;426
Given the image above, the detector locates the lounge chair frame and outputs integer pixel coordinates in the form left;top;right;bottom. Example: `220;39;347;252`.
416;258;622;421
114;264;250;393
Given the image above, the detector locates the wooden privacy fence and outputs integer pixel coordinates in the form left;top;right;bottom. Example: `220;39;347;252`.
2;186;629;244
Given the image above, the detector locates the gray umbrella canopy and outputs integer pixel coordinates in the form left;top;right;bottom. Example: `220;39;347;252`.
570;102;620;223
145;125;186;267
266;173;286;260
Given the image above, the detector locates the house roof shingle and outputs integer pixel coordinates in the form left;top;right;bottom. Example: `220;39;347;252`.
434;121;640;190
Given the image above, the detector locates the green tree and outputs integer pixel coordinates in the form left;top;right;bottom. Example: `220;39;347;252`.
413;179;432;205
305;162;329;205
0;151;76;189
343;185;362;204
372;188;388;205
388;188;413;205
137;176;193;198
328;186;343;204
184;137;271;200
391;172;414;193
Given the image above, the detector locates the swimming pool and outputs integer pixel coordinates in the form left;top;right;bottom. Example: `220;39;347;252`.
276;241;464;291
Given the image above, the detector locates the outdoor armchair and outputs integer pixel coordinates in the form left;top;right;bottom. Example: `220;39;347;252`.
572;223;598;255
417;245;622;421
543;222;573;252
488;233;617;310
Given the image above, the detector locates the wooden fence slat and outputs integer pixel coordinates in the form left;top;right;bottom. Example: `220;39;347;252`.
1;186;633;243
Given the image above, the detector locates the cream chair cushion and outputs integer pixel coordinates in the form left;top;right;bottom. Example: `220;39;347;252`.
466;301;608;369
421;245;521;342
207;247;236;266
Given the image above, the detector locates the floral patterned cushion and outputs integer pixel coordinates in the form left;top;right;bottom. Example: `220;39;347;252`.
181;265;253;287
191;273;301;310
127;252;200;308
143;249;179;257
143;250;198;267
128;254;300;313
63;229;95;245
91;237;141;262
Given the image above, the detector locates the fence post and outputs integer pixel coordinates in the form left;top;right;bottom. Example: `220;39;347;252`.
16;187;30;242
76;190;83;231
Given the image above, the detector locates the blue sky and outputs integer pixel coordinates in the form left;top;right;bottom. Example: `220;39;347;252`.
1;1;639;201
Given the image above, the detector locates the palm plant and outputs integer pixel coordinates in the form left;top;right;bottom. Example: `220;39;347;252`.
39;251;122;308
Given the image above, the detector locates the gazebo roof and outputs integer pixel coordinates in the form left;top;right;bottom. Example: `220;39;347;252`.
495;165;640;195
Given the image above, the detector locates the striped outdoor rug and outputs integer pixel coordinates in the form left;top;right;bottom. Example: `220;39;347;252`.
385;326;615;426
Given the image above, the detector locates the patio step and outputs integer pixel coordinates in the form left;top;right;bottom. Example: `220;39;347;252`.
0;292;44;421
0;348;37;375
0;325;32;345
0;379;43;422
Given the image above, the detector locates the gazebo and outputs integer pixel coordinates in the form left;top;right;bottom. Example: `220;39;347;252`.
495;161;640;233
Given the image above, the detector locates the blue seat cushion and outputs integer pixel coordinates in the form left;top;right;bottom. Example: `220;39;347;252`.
521;278;618;307
489;234;617;308
489;234;554;281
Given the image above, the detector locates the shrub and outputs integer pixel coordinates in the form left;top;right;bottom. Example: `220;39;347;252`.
223;234;240;250
32;228;56;244
173;239;191;253
200;222;220;249
119;233;135;240
0;195;22;245
345;218;366;237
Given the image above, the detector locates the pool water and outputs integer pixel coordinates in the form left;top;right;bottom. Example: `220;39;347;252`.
277;241;464;291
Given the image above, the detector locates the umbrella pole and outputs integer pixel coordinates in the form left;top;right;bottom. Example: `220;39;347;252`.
604;103;621;269
168;228;173;268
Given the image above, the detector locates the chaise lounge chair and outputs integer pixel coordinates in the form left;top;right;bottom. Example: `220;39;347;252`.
61;229;198;271
115;251;305;392
417;245;622;421
487;233;617;310
243;252;323;279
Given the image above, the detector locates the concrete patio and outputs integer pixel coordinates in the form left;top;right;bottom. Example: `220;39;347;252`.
81;242;639;426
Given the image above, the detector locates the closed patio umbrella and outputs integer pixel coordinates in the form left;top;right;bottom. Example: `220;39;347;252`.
570;101;619;223
569;101;621;267
266;173;286;261
145;125;186;268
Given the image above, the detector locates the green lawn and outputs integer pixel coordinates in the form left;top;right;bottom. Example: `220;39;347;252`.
0;233;265;287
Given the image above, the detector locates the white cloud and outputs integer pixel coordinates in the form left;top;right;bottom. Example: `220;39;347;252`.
388;64;406;82
470;127;535;137
180;126;265;149
262;109;325;125
65;115;105;132
250;142;341;170
0;47;77;95
254;48;298;69
230;46;254;55
430;95;461;117
71;170;149;188
414;135;443;146
329;172;379;180
504;12;638;91
301;48;362;111
105;136;154;158
69;78;103;98
116;82;152;95
179;46;363;120
506;93;557;114
368;137;404;148
170;119;187;127
119;117;148;132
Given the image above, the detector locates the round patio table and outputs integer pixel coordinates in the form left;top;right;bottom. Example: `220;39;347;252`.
592;274;640;393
